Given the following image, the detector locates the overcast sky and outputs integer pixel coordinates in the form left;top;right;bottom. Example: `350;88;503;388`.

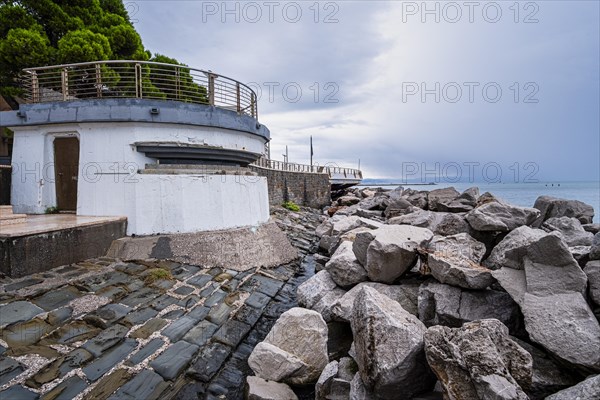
133;1;599;182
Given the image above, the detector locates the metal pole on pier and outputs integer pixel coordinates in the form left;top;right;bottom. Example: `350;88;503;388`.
310;136;313;168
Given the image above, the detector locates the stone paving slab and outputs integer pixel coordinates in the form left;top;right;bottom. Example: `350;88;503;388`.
150;341;199;381
188;342;232;382
83;338;138;381
126;338;164;366
0;207;324;399
0;301;44;328
0;384;39;399
107;369;167;400
43;375;87;400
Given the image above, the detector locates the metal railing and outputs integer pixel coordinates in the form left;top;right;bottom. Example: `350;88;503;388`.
253;157;363;179
20;60;258;118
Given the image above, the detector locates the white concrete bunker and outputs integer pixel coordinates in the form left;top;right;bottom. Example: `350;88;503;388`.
2;61;271;235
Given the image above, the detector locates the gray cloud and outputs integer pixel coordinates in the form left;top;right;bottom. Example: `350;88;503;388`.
133;1;599;181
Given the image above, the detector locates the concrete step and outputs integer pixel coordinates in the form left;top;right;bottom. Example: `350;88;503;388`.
0;214;27;226
0;205;14;217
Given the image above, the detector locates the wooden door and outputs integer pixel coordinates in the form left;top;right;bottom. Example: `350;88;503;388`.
54;137;79;211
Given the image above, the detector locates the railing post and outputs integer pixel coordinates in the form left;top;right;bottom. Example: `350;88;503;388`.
95;64;102;98
251;93;256;118
175;68;180;100
31;71;39;103
61;68;69;101
135;63;142;98
236;82;241;113
208;73;215;106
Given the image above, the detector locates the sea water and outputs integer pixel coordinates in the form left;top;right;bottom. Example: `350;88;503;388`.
357;180;600;218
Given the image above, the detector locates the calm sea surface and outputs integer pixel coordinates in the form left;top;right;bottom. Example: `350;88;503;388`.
357;180;600;218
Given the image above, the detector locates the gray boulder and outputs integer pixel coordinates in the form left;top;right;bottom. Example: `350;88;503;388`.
418;280;522;334
325;241;369;288
248;307;329;384
332;282;419;322
570;246;591;266
545;374;600;400
334;204;362;217
338;195;361;206
583;223;600;234
349;373;375;400
424;319;532;400
319;235;337;253
351;287;435;399
315;358;355;400
466;202;540;232
358;195;387;211
428;187;460;211
542;217;594;246
354;209;384;220
328;227;372;257
384;198;419;219
427;233;493;289
297;270;338;309
434;213;472;236
585;260;600;305
387;186;404;201
297;271;346;322
388;210;471;237
522;292;600;373
477;191;499;206
316;219;334;238
388;210;442;230
331;216;382;236
443;187;479;212
591;233;600;260
406;190;428;209
491;267;527;306
316;361;339;400
524;234;587;297
363;225;434;283
511;338;578;399
485;226;548;270
532;195;595;227
312;290;348;322
352;230;376;267
491;230;600;374
246;376;298;400
248;342;310;383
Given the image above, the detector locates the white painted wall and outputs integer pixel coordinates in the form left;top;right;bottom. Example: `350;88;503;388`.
10;121;269;234
127;174;269;235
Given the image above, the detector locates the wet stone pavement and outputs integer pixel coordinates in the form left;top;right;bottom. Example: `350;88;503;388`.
0;208;324;400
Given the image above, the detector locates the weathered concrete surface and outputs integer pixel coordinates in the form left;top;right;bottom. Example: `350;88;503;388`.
107;221;298;271
0;217;127;278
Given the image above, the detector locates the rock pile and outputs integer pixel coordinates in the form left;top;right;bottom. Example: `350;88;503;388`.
246;186;599;399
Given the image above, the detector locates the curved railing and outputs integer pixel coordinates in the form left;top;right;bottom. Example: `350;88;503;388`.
253;157;363;179
20;60;258;118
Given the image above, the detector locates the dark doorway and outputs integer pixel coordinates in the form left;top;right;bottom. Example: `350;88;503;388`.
54;137;79;211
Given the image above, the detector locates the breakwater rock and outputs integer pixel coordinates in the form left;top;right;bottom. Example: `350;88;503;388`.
248;186;599;399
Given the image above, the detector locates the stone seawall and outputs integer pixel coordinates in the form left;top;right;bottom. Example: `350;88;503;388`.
249;166;331;209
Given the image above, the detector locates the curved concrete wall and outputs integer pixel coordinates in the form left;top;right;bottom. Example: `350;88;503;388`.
2;99;270;140
7;104;270;235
